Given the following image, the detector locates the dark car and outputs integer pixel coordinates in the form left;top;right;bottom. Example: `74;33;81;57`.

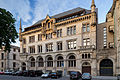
23;70;36;77
70;71;81;80
50;72;62;79
82;73;92;80
16;71;24;76
12;71;17;76
23;70;30;77
35;70;43;76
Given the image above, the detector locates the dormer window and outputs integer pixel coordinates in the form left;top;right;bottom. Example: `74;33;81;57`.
48;22;50;28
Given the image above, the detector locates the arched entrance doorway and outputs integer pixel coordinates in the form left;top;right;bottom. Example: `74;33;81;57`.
22;62;26;71
82;62;91;74
100;59;113;76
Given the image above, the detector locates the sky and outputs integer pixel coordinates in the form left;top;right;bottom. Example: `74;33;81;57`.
0;0;113;47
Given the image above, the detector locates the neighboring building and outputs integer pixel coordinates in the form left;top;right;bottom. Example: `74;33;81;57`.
111;0;120;75
0;45;20;72
19;0;120;76
97;0;120;76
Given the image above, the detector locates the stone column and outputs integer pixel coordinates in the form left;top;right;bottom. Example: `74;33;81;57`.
91;59;97;76
53;56;56;72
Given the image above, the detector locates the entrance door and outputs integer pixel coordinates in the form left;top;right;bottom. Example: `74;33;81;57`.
82;62;91;74
100;59;113;76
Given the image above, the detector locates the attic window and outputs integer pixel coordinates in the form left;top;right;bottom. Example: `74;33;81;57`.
48;22;50;28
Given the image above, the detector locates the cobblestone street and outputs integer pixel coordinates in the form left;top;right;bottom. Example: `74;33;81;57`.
0;75;118;80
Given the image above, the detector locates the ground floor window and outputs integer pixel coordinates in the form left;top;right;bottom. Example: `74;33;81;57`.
47;57;53;67
68;55;76;67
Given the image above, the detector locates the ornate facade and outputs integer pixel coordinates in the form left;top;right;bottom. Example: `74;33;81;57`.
19;0;120;76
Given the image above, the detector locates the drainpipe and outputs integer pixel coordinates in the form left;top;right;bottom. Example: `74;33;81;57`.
114;12;115;48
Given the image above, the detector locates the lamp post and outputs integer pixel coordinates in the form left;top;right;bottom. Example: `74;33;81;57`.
25;53;28;70
118;39;120;74
61;61;64;76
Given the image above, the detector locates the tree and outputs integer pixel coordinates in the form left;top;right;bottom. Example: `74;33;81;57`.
0;8;18;52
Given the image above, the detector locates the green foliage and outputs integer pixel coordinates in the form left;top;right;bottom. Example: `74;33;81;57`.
0;8;18;52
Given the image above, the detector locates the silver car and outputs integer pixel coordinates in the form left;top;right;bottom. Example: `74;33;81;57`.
82;73;92;80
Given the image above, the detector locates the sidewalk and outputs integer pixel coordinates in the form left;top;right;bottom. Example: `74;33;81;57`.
92;76;117;80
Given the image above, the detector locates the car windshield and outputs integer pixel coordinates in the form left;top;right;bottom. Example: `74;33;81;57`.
51;73;56;75
83;73;90;76
71;72;77;74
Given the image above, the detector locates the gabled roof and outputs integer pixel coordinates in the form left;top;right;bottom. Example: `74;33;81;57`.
24;7;91;32
33;7;91;26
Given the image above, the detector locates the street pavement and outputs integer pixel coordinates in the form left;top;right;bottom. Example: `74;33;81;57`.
0;75;118;80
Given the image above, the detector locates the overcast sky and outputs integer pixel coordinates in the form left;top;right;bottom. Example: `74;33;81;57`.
0;0;113;46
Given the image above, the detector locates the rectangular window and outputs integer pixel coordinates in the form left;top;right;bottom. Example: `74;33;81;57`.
13;49;16;52
13;62;16;67
87;24;90;32
67;25;76;35
83;24;86;32
83;38;90;46
1;53;4;60
103;27;107;48
83;23;90;32
46;33;52;39
29;46;35;53
57;42;62;51
67;27;70;35
38;45;42;53
1;62;4;68
23;48;26;53
67;40;76;50
46;43;53;52
29;36;35;43
23;38;26;44
73;26;76;34
57;29;62;37
38;34;42;41
13;54;16;60
48;22;50;28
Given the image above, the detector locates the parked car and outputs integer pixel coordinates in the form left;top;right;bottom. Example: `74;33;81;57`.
41;73;49;78
35;70;43;76
23;70;30;77
23;70;37;77
12;71;17;76
117;74;120;80
70;71;81;80
0;71;4;75
50;72;62;79
82;73;92;80
16;71;24;76
4;71;12;75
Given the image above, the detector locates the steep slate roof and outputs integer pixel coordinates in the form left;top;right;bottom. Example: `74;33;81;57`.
33;7;91;26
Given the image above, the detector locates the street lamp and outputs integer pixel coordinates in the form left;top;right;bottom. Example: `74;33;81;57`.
25;52;28;70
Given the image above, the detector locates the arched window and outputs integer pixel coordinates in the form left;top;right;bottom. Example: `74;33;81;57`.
29;57;35;67
68;55;76;67
37;57;44;67
57;56;64;67
47;56;53;67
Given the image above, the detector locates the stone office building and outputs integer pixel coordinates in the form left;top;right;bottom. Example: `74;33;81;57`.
19;0;120;76
0;45;20;72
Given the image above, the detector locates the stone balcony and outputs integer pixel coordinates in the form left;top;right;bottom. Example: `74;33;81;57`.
109;26;114;32
79;45;96;50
